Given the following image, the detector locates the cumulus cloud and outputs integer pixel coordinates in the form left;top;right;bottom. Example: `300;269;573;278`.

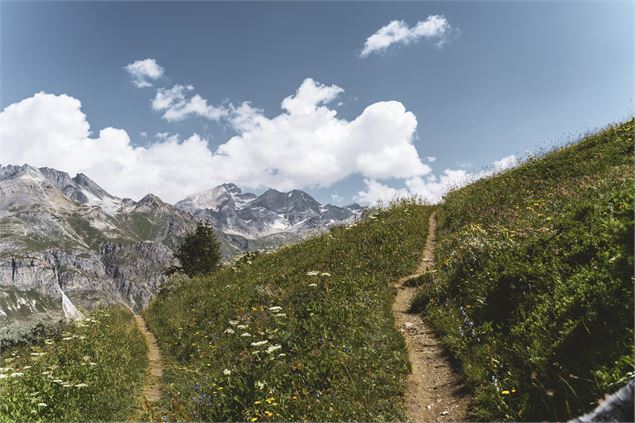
360;15;456;57
356;155;519;206
152;85;228;122
124;58;164;88
1;79;430;203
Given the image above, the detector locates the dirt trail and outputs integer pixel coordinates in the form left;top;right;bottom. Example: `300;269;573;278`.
134;314;164;418
393;212;470;422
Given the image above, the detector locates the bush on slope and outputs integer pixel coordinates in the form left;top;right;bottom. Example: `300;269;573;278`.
145;202;433;422
413;120;634;421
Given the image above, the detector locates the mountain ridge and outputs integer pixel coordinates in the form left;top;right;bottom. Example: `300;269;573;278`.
0;163;364;335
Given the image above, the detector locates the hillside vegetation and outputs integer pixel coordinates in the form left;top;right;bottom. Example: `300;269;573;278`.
412;120;634;420
145;203;433;421
0;307;148;422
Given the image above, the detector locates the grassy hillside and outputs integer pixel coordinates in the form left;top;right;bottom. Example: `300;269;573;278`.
0;307;148;422
412;120;634;421
145;202;433;421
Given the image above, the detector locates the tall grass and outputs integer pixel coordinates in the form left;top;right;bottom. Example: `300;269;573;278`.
413;119;634;421
0;307;148;422
145;201;433;421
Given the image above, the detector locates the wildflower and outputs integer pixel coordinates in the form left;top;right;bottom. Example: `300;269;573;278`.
265;411;273;417
89;362;97;367
10;372;24;378
224;328;235;334
306;271;320;276
22;366;32;370
41;371;51;375
237;324;248;330
223;369;231;376
251;340;268;347
228;320;239;326
37;403;47;408
250;418;257;422
273;313;287;318
320;272;331;277
241;332;252;337
75;383;89;388
62;337;73;341
277;353;287;358
0;374;7;380
254;400;261;405
53;379;63;383
82;355;90;361
266;344;282;354
255;381;265;390
308;283;318;287
501;390;510;395
30;352;46;357
268;306;283;312
63;383;73;388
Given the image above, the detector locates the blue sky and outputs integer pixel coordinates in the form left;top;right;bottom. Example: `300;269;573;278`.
1;1;632;205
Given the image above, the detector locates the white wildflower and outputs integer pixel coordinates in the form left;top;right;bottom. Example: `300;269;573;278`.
89;362;97;367
255;380;265;390
228;320;239;326
240;333;252;337
237;324;248;330
10;372;24;378
22;366;32;370
223;369;231;376
0;374;7;380
320;272;331;277
306;271;320;276
273;313;287;318
251;340;268;347
37;403;47;408
308;283;318;287
224;328;235;335
278;353;287;358
268;306;282;312
75;383;89;388
266;344;282;354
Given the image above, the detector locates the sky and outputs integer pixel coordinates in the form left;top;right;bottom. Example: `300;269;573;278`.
0;1;632;205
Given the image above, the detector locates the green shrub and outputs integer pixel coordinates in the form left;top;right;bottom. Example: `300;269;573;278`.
173;222;222;277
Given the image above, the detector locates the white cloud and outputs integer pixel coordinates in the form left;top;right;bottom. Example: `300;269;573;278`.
1;80;430;203
152;85;228;122
124;58;164;88
356;155;519;206
360;15;456;57
330;193;344;204
426;156;437;162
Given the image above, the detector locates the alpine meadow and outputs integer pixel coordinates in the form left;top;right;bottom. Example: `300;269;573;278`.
1;1;633;422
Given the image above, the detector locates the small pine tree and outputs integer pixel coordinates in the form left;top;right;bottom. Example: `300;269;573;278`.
174;222;221;276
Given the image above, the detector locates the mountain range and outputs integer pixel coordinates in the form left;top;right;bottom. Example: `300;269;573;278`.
0;164;362;336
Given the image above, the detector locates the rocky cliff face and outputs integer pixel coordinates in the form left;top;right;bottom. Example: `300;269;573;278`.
0;165;190;334
0;164;364;336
